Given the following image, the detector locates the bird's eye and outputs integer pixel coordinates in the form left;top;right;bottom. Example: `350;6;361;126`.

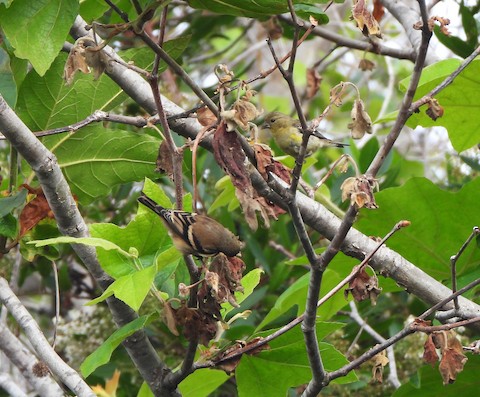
270;118;276;123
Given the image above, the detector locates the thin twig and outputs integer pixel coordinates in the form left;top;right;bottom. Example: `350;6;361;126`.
51;261;60;350
0;111;155;140
346;301;401;388
450;227;480;310
366;0;432;178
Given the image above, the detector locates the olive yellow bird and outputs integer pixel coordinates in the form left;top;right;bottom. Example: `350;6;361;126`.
261;112;347;157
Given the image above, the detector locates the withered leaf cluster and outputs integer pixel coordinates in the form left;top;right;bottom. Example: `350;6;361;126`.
423;328;468;385
64;36;110;85
169;254;246;346
212;122;283;230
345;267;382;305
341;175;378;209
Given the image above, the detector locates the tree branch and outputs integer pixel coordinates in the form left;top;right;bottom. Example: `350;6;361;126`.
0;324;64;396
0;278;94;397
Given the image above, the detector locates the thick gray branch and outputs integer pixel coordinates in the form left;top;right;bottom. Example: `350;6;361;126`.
0;278;94;397
382;0;438;64
0;324;64;397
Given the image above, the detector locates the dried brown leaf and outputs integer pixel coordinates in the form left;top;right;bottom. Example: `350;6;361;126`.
345;267;382;304
19;185;55;237
371;349;389;383
438;332;468;384
352;0;382;38
197;106;217;127
341;176;378;209
306;68;322;99
425;98;444;121
262;17;283;40
348;99;373;139
358;59;375;71
155;141;174;179
372;0;385;22
423;334;439;366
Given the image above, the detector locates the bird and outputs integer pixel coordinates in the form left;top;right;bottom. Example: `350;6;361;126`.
261;111;347;157
137;193;243;258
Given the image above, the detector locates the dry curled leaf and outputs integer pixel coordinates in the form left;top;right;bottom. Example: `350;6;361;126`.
344;267;382;305
372;0;385;22
215;64;235;88
19;185;55;237
213;122;278;230
371;349;389;383
155;141;174;179
262;16;283;40
352;0;382;38
423;333;439;367
64;36;111;84
197;106;217;127
358;58;375;71
222;98;261;131
348;99;373;139
341;175;379;209
306;68;322;99
438;331;468;384
429;16;451;35
425;97;444;121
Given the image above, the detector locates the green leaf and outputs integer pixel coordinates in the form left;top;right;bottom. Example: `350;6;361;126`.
460;3;478;48
28;236;132;258
80;315;151;378
237;322;356;397
400;59;480;152
188;0;327;19
50;126;160;203
0;0;78;75
0;47;17;107
222;268;263;315
0;214;18;239
0;189;27;217
90;212;168;279
87;264;157;311
137;382;154;397
16;54;127;131
434;26;475;59
80;0;112;22
178;369;230;397
293;4;329;24
356;177;480;280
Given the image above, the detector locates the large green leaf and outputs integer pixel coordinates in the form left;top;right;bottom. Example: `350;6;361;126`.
80;315;151;378
47;125;160;203
16;54;127;131
0;0;78;75
188;0;330;19
89;212;171;279
88;264;157;311
178;369;230;397
400;59;480;152
0;48;17;107
356;177;480;281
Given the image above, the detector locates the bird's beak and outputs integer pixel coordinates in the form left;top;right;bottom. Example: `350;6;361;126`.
262;121;271;129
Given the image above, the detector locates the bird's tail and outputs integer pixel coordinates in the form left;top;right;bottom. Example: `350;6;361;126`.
137;193;165;215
